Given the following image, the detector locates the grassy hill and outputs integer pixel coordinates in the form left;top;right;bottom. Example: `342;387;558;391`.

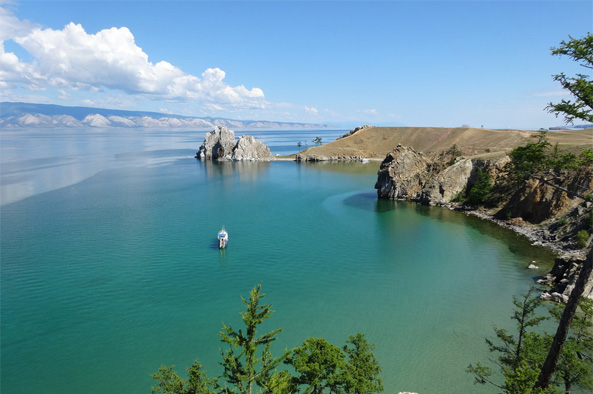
300;126;593;159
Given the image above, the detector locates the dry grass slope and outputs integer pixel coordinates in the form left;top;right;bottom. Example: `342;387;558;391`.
301;127;592;159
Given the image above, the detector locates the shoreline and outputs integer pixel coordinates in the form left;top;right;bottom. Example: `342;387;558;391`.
287;155;585;259
442;203;586;259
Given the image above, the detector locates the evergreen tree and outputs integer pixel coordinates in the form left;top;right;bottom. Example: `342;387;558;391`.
545;33;593;124
151;360;216;394
287;337;346;394
466;287;551;393
219;284;289;394
467;168;492;206
152;285;384;394
342;333;383;394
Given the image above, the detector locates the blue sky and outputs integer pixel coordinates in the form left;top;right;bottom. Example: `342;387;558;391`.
1;0;591;129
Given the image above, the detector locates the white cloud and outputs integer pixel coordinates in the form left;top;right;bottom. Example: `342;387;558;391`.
0;6;267;111
363;109;378;115
304;106;318;114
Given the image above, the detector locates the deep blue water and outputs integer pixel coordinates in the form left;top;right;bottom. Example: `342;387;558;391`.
1;128;557;393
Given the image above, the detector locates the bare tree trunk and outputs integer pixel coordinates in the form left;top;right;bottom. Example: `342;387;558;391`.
534;248;593;389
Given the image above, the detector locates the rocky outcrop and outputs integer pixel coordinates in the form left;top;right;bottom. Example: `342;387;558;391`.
374;145;431;200
195;126;272;161
196;126;236;160
375;144;593;302
497;166;593;224
420;158;474;205
295;154;366;162
538;255;593;302
232;135;272;161
337;124;373;140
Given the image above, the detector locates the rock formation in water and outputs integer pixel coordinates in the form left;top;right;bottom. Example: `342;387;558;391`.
196;126;237;160
232;135;272;161
195;126;272;161
374;145;431;200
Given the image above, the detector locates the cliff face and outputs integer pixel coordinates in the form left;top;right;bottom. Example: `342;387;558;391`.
374;145;510;206
375;144;593;301
374;145;431;200
375;145;593;248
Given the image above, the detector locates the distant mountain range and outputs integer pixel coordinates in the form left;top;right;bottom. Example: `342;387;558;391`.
0;102;334;130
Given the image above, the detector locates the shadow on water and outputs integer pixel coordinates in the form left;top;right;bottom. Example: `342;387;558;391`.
411;202;557;266
344;192;557;268
343;191;400;213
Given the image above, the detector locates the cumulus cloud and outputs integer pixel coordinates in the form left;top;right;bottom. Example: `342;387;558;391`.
0;6;44;90
363;109;378;115
304;106;318;114
0;6;267;110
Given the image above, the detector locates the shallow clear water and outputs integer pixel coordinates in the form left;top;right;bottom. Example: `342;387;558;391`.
1;129;557;393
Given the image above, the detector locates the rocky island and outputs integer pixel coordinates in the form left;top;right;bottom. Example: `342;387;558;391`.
195;126;272;161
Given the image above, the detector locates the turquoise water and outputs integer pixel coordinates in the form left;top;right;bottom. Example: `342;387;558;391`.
1;129;557;393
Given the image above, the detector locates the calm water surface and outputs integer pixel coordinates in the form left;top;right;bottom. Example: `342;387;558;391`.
1;129;557;393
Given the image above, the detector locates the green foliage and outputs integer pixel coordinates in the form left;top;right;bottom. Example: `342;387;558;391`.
580;148;593;166
485;148;491;153
152;285;384;394
508;131;551;182
343;333;384;394
468;287;593;393
507;131;593;185
467;287;551;393
467;168;492;206
219;284;288;394
313;137;323;145
576;230;590;248
151;361;216;394
545;33;593;124
287;337;346;394
549;298;593;392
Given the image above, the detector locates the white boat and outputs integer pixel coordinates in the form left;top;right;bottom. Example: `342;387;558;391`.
218;226;228;249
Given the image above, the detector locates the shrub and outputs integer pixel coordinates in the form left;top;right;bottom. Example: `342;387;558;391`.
467;168;492;206
576;230;590;248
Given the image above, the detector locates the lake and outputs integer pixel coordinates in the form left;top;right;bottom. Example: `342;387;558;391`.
0;128;557;393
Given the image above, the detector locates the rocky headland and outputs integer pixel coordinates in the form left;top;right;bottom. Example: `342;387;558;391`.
373;142;593;301
295;125;593;301
195;126;272;161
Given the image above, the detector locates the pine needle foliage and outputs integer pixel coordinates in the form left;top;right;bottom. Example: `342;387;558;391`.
219;284;289;394
152;285;384;394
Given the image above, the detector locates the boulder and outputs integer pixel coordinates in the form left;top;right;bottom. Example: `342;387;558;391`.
374;145;431;200
232;135;272;161
196;126;236;160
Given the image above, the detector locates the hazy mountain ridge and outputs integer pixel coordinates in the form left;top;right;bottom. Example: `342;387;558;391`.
0;102;333;130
